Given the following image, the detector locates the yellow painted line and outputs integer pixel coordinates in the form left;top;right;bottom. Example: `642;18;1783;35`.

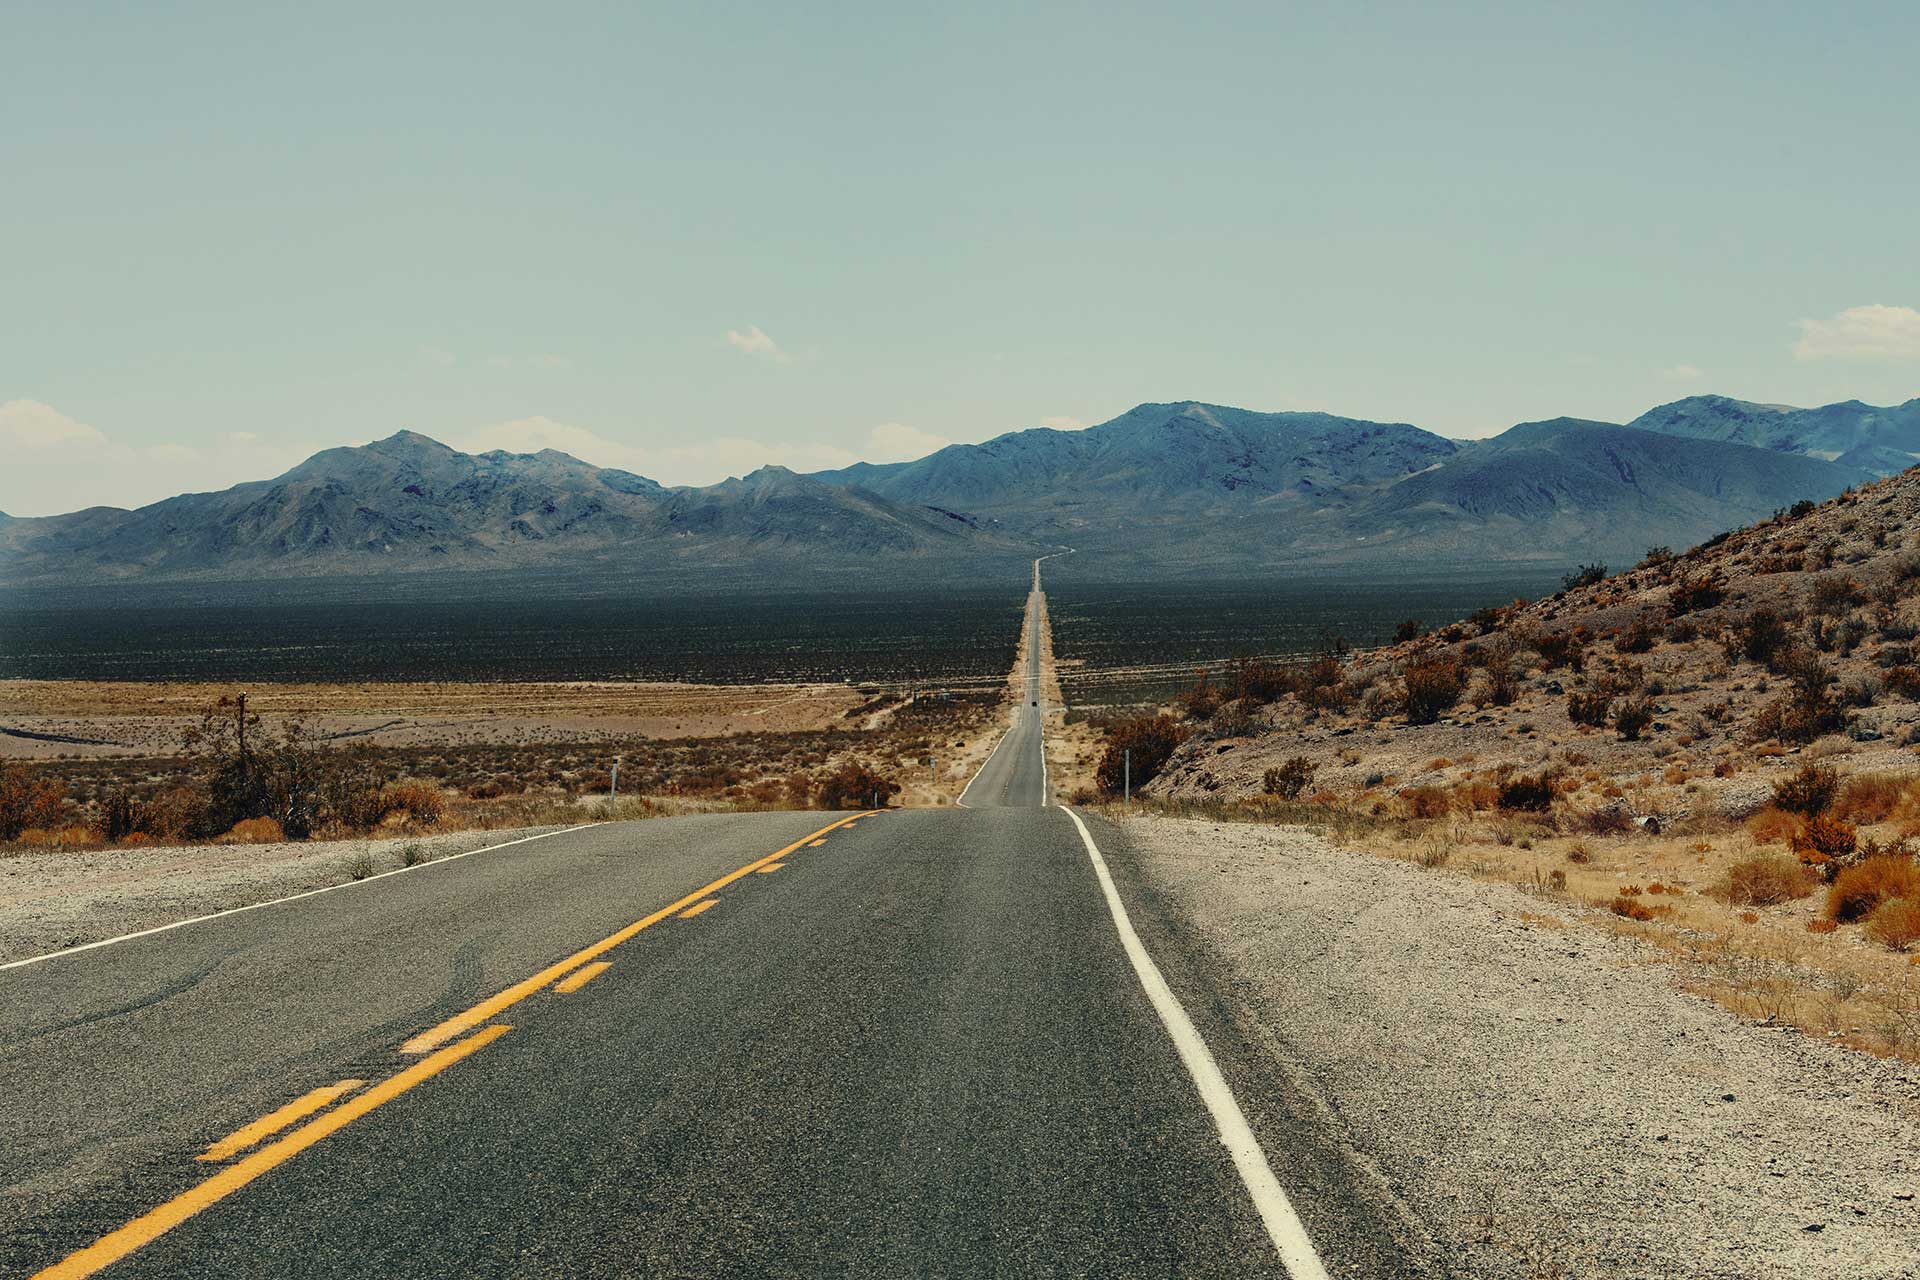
34;1026;511;1280
807;838;828;847
195;1080;363;1162
678;898;719;918
398;812;874;1054
756;862;785;874
551;960;611;993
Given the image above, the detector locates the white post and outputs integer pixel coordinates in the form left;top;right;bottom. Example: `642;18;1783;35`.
1124;749;1131;805
610;757;620;809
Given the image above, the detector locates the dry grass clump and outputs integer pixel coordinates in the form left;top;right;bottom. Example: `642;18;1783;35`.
1827;855;1920;923
1866;898;1920;950
1713;854;1818;907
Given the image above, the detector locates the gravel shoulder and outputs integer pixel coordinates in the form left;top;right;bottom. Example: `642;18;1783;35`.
1115;814;1920;1280
0;825;570;964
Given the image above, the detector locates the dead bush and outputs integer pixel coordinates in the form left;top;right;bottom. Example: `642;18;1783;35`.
1865;897;1920;950
1531;629;1588;672
1567;691;1612;728
814;759;902;809
1402;656;1466;724
1402;786;1451;819
1609;895;1657;921
1497;773;1556;812
1262;757;1316;800
1095;716;1189;796
0;764;67;841
381;782;446;826
1713;855;1817;906
1838;773;1915;824
1773;763;1840;815
1614;698;1655;741
1827;855;1920;922
1792;813;1858;873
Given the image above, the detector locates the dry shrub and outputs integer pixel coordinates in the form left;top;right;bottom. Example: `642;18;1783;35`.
1451;779;1500;811
1714;854;1817;906
381;782;447;826
1402;656;1465;724
0;764;67;841
219;817;286;844
1739;910;1761;924
1609;895;1657;921
1747;806;1804;846
1791;813;1857;872
1567;691;1612;728
1581;807;1634;836
1497;773;1556;812
1865;898;1920;950
1827;855;1920;923
1615;698;1655;741
1402;786;1451;819
1838;772;1917;824
1095;716;1188;795
1262;757;1316;800
814;759;901;809
1807;918;1840;935
1772;763;1839;816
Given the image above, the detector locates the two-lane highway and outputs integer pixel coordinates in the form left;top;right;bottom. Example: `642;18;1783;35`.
958;559;1050;809
2;560;1424;1278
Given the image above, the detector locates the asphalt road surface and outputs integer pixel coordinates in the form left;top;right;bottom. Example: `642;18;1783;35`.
2;561;1425;1278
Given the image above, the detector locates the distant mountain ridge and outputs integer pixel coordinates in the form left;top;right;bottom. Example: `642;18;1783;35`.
0;395;1902;587
1627;394;1920;475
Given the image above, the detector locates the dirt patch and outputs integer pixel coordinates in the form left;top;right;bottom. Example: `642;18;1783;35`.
0;679;869;760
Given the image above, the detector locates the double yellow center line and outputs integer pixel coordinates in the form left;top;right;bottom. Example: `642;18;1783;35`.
33;811;876;1280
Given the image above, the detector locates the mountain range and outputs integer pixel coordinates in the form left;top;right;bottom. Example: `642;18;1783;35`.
1;395;1906;589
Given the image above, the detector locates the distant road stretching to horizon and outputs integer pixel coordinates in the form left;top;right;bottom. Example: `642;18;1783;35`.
1;559;1418;1278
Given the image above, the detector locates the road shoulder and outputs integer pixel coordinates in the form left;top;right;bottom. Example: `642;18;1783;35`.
1097;813;1920;1280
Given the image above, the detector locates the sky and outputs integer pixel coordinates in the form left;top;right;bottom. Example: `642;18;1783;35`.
4;0;1918;516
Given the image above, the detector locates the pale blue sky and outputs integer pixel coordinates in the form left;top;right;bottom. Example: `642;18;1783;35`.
4;1;1917;515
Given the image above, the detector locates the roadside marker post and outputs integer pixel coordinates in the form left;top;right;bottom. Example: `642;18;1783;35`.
609;757;620;809
1124;749;1131;805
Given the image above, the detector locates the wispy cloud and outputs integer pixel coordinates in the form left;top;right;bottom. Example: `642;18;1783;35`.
725;324;789;363
1662;364;1704;380
0;400;317;516
1794;304;1920;362
1039;414;1089;431
866;422;951;462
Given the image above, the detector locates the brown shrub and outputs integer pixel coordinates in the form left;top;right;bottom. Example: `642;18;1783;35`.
1402;656;1466;724
1402;786;1451;819
0;764;67;841
814;759;902;809
1772;763;1839;816
1884;666;1920;699
1567;691;1612;728
1262;757;1316;800
1713;854;1817;906
1614;698;1655;741
1497;773;1556;812
1791;813;1858;873
1806;918;1839;935
1095;716;1189;796
1838;772;1915;824
219;817;286;844
382;782;447;826
1609;895;1657;921
1531;629;1588;672
1827;855;1920;922
1865;898;1920;950
1614;620;1658;654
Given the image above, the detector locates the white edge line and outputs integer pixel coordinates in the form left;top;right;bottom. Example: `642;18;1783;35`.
1059;804;1332;1280
0;822;603;973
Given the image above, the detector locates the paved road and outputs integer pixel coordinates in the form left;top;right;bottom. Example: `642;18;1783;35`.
2;561;1425;1278
958;561;1049;809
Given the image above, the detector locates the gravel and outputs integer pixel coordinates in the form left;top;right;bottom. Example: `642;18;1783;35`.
0;826;572;964
1117;814;1920;1279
